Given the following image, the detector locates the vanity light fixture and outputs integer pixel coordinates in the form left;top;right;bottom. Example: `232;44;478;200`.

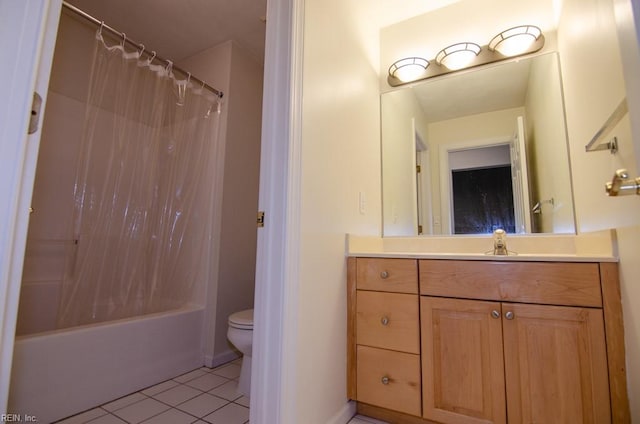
388;57;430;83
489;25;542;57
435;42;481;70
387;24;545;87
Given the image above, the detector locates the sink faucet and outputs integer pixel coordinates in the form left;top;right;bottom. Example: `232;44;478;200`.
493;229;508;255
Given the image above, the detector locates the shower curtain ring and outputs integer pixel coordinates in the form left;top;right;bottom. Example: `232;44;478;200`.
138;43;145;57
98;21;104;36
121;33;127;48
148;51;156;64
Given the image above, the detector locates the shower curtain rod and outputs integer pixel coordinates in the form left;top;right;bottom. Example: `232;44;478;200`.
61;1;224;99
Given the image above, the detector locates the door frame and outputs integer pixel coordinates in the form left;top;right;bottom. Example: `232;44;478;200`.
439;137;512;235
0;0;62;411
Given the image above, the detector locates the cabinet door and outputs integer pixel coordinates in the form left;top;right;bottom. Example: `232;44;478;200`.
421;297;506;424
502;303;611;424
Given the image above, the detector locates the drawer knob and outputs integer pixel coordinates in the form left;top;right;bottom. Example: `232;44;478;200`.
491;310;500;319
380;271;389;279
381;376;390;385
380;316;390;326
505;311;515;320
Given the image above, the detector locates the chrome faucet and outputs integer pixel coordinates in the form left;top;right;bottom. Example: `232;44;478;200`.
492;229;508;255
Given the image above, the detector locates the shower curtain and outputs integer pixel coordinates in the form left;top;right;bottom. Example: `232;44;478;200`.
56;31;222;328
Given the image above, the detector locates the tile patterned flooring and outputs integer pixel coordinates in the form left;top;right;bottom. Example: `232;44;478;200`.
55;359;388;424
55;360;249;424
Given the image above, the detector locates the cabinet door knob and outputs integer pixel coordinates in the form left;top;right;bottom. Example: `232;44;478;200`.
491;310;500;319
380;271;389;279
381;376;390;385
380;316;390;326
505;311;515;320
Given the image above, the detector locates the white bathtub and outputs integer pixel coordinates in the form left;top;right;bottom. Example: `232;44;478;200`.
8;305;204;423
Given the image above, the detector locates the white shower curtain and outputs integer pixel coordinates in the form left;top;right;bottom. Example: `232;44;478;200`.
57;31;222;328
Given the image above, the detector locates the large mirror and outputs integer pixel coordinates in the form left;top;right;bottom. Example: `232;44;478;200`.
381;52;577;236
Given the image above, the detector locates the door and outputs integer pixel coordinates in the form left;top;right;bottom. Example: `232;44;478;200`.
0;0;62;411
510;116;532;233
502;303;611;423
421;297;506;424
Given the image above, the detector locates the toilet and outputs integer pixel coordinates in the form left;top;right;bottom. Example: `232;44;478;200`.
227;309;254;397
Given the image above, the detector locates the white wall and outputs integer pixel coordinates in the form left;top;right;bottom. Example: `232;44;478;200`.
179;40;263;366
294;0;382;422
557;0;640;418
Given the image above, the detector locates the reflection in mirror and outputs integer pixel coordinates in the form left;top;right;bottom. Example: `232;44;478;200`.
381;52;576;236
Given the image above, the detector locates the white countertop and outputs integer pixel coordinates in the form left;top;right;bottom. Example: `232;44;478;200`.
347;230;618;263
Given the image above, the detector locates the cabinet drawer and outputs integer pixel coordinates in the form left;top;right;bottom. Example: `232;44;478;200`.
357;258;418;293
420;260;602;307
357;345;421;417
356;291;419;353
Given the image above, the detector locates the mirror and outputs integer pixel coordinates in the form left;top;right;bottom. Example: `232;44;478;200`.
381;52;576;236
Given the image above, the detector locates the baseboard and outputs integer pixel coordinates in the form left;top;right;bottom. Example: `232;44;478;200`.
327;400;357;424
204;349;240;368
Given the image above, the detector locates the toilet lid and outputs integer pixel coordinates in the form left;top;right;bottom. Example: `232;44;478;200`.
229;309;253;329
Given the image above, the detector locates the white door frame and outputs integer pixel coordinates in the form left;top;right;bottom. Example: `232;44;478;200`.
0;0;62;411
250;0;304;422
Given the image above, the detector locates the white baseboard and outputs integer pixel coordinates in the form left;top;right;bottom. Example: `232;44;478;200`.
327;400;357;424
204;349;240;368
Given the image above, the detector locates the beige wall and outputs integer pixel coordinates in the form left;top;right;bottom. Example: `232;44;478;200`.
558;0;640;418
296;0;382;421
179;41;263;365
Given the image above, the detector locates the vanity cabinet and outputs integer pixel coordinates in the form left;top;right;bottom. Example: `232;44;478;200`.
347;257;629;424
350;258;421;416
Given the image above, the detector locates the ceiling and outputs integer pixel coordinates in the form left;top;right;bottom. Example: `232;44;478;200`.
65;0;269;63
63;1;463;66
412;58;533;123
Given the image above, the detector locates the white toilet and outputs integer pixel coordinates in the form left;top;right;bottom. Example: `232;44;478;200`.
227;308;254;397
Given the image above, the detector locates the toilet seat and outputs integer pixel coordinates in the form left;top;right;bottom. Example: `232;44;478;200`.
229;309;253;330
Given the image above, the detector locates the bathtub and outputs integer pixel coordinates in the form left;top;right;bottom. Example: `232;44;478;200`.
8;305;204;423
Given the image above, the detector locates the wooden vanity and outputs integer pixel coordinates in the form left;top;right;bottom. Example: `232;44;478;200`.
347;256;630;424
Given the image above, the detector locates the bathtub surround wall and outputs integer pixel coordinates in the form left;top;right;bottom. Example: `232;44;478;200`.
179;40;263;368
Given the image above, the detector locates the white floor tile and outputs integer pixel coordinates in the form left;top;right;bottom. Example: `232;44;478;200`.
202;403;249;424
185;373;230;392
141;379;179;396
140;408;197;424
102;392;147;412
86;414;127;424
208;379;241;401
211;363;241;379
176;393;228;418
112;398;170;424
173;369;209;383
151;384;203;406
56;407;108;423
234;396;250;407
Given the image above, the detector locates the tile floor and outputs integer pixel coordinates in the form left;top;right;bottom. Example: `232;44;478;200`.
55;359;389;424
